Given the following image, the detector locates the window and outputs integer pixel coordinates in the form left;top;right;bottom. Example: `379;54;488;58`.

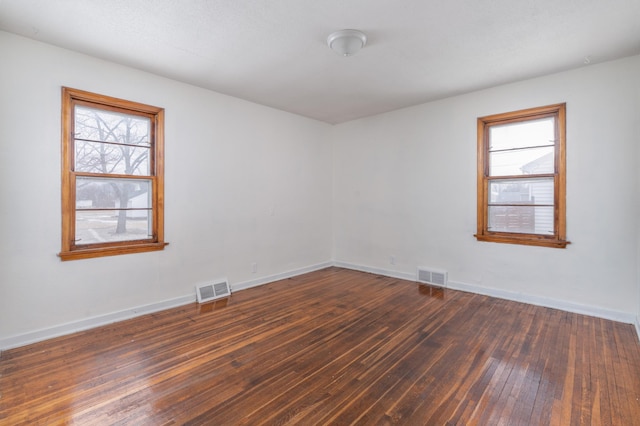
475;103;568;248
59;88;167;260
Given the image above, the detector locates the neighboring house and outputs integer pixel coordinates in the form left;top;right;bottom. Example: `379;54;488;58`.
522;152;554;234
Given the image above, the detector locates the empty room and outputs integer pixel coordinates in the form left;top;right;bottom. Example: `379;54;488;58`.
1;0;640;424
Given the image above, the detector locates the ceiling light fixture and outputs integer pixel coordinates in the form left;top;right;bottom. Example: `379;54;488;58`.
327;29;367;57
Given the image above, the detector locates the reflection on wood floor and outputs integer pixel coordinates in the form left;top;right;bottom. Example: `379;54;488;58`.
2;267;640;424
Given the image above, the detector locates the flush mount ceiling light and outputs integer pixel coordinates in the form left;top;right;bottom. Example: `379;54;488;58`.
327;29;367;57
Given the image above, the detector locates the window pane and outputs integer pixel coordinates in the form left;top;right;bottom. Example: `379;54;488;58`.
76;177;151;209
75;140;150;175
489;117;555;151
489;147;554;176
488;206;554;234
61;88;166;260
75;106;151;146
75;210;152;244
489;178;554;205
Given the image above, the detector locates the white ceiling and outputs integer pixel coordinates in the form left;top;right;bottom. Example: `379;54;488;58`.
1;0;639;124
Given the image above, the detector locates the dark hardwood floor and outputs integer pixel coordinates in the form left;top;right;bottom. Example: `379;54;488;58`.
2;267;640;425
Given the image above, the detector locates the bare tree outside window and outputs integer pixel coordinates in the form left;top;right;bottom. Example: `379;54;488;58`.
74;106;152;243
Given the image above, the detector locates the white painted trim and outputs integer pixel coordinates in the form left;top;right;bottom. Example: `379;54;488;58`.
333;261;415;281
0;261;334;352
3;260;634;352
232;261;334;292
334;261;636;325
0;294;195;351
447;280;636;324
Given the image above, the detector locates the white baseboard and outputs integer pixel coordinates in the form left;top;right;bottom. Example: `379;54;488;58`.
446;280;636;325
0;261;334;352
232;261;334;292
334;261;637;325
0;294;195;351
332;261;415;282
2;260;636;351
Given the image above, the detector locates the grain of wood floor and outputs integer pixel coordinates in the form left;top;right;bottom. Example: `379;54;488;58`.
2;267;640;425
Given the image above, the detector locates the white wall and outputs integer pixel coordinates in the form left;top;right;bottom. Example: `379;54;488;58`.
0;32;333;344
333;55;640;318
637;70;640;338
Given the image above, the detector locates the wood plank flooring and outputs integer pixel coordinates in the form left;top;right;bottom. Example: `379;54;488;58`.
2;267;640;425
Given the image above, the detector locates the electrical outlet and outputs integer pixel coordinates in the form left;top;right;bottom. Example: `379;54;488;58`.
390;256;396;265
251;262;258;273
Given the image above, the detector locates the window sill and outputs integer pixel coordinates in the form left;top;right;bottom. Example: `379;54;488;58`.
58;242;169;261
474;234;569;249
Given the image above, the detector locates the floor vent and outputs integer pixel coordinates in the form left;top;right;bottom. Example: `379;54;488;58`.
196;279;231;303
417;267;447;287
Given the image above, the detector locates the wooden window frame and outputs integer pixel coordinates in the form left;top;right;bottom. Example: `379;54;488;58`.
59;87;167;261
475;103;569;248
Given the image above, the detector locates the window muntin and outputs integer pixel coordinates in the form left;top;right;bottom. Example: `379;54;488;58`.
59;88;167;260
476;104;568;248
